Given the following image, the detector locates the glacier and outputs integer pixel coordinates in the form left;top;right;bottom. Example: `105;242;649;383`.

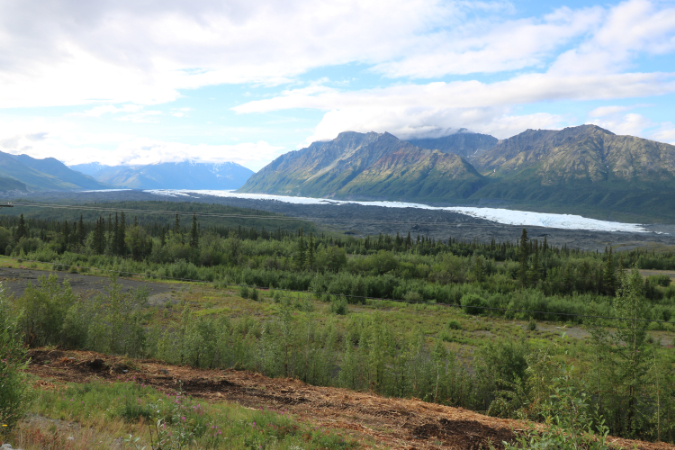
143;189;647;233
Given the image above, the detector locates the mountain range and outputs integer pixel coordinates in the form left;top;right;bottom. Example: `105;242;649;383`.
70;161;254;190
240;125;675;222
0;151;105;191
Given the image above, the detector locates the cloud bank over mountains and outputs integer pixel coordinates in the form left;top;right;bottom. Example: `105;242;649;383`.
0;0;674;168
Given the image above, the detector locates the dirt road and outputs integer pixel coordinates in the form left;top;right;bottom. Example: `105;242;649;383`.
27;349;674;450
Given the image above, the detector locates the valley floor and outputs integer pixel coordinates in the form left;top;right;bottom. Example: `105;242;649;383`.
8;189;675;251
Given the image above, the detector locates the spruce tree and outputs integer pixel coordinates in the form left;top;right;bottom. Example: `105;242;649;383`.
295;228;306;268
113;213;119;255
77;215;85;246
190;213;199;248
530;248;540;285
117;212;126;255
16;214;27;240
518;228;529;288
604;247;617;296
307;233;315;270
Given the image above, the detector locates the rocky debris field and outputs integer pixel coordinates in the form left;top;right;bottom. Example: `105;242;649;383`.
0;266;178;302
8;190;675;251
26;349;675;450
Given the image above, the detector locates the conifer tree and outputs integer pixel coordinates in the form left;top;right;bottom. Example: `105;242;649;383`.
116;212;126;255
112;213;119;254
295;228;306;268
307;233;315;270
530;248;540;285
16;214;27;240
519;228;529;287
604;247;616;296
190;213;199;248
77;215;85;246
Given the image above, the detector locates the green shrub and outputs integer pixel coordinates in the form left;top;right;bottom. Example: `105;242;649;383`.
447;319;462;330
404;290;423;303
647;274;672;287
238;285;250;299
0;283;28;432
461;293;486;315
527;318;537;331
330;296;349;315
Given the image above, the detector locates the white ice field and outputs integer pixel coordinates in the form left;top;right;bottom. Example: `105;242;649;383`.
143;189;647;233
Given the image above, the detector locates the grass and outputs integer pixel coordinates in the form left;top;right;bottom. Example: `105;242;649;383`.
8;376;363;450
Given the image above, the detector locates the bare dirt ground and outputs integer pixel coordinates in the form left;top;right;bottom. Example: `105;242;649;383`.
0;266;178;304
9;190;675;251
27;349;674;450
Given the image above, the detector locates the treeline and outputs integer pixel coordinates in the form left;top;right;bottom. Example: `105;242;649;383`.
7;272;675;443
2;210;675;324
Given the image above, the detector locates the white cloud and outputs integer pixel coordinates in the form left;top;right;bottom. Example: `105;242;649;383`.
652;125;675;145
588;105;633;118
589;113;654;136
76;104;144;118
373;6;604;78
0;0;490;108
233;72;675;141
550;0;675;75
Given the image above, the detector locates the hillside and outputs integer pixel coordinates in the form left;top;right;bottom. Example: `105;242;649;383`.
0;176;27;192
241;125;675;222
239;131;488;201
0;151;106;191
407;130;498;161
71;161;253;190
468;125;675;221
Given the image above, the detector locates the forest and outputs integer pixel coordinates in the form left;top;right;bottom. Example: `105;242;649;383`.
1;201;675;445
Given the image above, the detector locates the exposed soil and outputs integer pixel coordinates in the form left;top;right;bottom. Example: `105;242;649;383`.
26;349;674;450
0;266;177;303
9;190;675;251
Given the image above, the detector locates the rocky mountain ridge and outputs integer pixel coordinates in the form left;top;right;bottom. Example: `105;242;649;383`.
239;125;675;221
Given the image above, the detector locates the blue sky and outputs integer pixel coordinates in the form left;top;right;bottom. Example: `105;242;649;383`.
0;0;674;171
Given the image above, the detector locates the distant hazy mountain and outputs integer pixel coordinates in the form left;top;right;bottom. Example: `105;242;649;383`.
239;131;488;202
70;161;254;190
406;131;498;161
0;151;106;191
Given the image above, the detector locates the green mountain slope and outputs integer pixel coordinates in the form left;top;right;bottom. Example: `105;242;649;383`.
239;131;487;201
468;125;675;221
0;151;107;191
0;176;27;192
406;131;498;161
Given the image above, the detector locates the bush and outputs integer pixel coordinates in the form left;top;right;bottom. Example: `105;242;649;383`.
404;290;423;303
527;318;537;331
330;296;349;315
647;274;672;287
238;285;250;299
461;293;487;315
0;283;28;432
447;319;462;330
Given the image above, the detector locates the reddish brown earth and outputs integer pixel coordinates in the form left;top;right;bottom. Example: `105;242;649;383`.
27;349;674;450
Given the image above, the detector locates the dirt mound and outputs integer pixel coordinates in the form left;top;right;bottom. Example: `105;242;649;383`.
412;419;514;450
25;349;674;450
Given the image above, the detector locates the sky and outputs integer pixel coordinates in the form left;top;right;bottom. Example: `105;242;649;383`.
0;0;674;171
